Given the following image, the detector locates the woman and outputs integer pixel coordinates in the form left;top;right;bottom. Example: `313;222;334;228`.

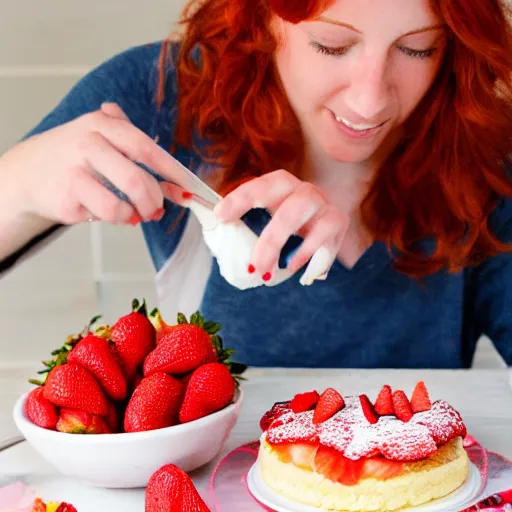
0;0;511;369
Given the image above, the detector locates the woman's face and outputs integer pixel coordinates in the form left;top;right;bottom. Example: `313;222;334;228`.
273;0;447;165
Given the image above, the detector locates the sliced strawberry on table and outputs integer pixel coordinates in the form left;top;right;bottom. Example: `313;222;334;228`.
360;394;379;424
260;401;291;431
179;363;235;423
43;364;109;416
124;373;184;432
67;333;127;401
313;388;345;424
410;381;432;413
145;464;211;512
392;390;413;422
56;409;111;434
374;384;394;416
291;390;320;413
25;387;58;430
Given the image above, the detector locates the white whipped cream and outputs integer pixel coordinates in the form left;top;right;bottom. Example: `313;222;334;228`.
183;198;334;290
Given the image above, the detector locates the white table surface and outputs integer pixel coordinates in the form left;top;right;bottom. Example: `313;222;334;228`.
1;366;512;510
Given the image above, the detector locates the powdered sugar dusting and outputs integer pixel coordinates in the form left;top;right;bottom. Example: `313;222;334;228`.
265;395;466;462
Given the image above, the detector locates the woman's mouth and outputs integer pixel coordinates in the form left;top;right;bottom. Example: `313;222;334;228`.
332;112;388;139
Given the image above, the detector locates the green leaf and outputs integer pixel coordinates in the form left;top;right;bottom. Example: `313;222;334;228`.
203;321;221;334
229;362;248;376
28;378;45;386
177;313;188;325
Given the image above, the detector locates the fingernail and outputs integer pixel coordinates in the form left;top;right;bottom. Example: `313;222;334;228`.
248;264;256;274
262;272;272;282
128;212;143;225
182;191;193;200
151;208;165;221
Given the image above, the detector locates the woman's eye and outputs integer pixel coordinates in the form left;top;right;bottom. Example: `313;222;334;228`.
310;41;351;57
398;46;438;59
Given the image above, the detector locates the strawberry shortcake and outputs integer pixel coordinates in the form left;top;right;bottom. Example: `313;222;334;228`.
258;382;469;511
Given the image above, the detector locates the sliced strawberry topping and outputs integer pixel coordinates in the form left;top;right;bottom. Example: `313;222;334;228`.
313;445;366;486
260;400;291;431
313;388;345;424
410;381;431;413
361;457;404;480
360;394;379;424
374;384;394;416
274;442;319;469
291;390;320;413
392;390;413;422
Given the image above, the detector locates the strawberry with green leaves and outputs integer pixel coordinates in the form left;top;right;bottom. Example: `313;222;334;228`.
25;387;58;430
97;299;156;382
143;311;220;377
43;364;109;417
145;464;210;512
124;373;184;432
67;334;127;401
179;362;235;424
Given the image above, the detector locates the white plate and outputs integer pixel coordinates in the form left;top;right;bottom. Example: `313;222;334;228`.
247;460;482;512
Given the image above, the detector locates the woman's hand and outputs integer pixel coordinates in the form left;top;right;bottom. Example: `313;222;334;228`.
1;103;169;226
213;169;349;281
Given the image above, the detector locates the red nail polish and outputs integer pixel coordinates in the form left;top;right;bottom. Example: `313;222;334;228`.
248;264;256;274
151;208;165;221
262;272;272;282
128;212;143;225
182;191;193;200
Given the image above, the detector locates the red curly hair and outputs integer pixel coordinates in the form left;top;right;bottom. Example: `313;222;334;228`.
159;0;512;278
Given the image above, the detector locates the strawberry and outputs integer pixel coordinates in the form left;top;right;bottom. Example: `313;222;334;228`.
106;402;120;433
56;408;111;434
360;394;379;424
144;312;218;377
313;445;365;485
274;442;319;469
67;334;127;401
148;308;179;345
392;390;413;422
291;390;320;413
124;373;184;432
361;457;404;480
312;388;345;424
179;363;235;424
56;505;78;512
374;384;394;416
97;299;156;382
410;381;432;413
145;464;210;512
260;401;291;431
25;387;58;429
43;364;108;416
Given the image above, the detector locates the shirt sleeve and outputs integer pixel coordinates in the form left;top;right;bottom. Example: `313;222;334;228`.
469;192;512;367
0;41;186;276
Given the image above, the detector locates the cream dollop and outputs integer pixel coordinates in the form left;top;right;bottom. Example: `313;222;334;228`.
183;199;334;290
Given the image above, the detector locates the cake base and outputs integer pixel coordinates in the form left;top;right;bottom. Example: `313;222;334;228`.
258;436;470;511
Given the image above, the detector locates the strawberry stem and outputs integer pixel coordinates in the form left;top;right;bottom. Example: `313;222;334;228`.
132;298;148;316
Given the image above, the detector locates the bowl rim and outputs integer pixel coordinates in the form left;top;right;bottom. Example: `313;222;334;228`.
13;385;244;443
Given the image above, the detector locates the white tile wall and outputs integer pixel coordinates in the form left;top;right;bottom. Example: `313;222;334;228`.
0;0;187;363
0;0;506;369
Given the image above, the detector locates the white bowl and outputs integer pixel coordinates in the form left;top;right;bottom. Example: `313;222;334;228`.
13;387;244;488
